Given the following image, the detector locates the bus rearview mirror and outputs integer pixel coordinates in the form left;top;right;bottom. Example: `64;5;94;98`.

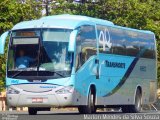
0;31;9;54
68;30;78;52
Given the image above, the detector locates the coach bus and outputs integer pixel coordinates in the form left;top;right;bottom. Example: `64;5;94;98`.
0;14;157;115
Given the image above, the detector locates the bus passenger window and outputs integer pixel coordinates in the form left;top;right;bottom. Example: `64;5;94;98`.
110;27;126;55
140;34;155;59
75;25;97;71
97;25;112;54
125;30;140;57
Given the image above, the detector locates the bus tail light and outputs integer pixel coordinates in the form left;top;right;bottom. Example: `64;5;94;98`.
55;86;74;94
7;87;20;94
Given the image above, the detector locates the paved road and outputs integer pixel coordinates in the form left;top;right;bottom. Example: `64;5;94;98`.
0;110;160;120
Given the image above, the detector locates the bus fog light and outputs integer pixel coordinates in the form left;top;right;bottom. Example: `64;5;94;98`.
7;88;20;94
55;86;74;94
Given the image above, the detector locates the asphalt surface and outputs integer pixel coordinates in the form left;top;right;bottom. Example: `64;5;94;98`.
0;110;160;120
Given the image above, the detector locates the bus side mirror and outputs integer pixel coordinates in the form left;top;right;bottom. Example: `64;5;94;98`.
68;30;78;52
0;31;9;54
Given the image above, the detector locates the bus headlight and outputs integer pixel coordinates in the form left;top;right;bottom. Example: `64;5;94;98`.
55;86;74;94
7;87;20;94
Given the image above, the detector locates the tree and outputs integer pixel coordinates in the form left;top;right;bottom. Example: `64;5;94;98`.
0;0;42;91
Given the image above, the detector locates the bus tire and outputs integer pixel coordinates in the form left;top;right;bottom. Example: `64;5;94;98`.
85;88;96;114
28;107;37;115
122;89;142;113
131;88;142;113
78;88;96;114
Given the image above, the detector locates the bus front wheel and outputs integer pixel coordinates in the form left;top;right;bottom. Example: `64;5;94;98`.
122;89;142;113
28;107;37;115
78;88;96;114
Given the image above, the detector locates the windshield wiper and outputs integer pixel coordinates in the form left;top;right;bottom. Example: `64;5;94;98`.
11;68;66;78
11;67;38;78
11;68;28;78
49;71;65;78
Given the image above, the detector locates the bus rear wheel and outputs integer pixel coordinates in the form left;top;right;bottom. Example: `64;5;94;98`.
78;89;96;114
122;89;142;113
28;107;37;115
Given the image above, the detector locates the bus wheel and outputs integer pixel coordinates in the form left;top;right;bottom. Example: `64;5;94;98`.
122;89;142;113
28;107;37;115
84;89;96;114
78;88;96;114
90;91;97;113
132;89;142;113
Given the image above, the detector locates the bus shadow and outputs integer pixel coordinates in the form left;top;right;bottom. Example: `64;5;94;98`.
35;110;157;115
8;110;157;116
37;111;124;115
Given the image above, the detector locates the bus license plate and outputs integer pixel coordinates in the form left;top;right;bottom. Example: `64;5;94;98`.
32;98;43;103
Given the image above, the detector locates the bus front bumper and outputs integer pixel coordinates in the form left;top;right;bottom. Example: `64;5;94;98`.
6;87;75;107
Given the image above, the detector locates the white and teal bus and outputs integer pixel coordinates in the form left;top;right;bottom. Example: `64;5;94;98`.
0;14;157;115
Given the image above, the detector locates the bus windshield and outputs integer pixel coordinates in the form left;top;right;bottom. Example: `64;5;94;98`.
40;29;72;72
7;29;73;79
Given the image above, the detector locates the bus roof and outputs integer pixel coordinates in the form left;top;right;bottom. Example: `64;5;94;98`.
12;14;113;30
12;14;154;35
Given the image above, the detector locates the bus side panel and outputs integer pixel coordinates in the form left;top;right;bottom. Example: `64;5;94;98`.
96;54;136;105
74;56;98;105
129;58;157;104
96;56;156;105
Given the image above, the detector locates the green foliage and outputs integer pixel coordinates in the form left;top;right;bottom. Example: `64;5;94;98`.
0;0;160;91
0;0;42;91
0;0;42;34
